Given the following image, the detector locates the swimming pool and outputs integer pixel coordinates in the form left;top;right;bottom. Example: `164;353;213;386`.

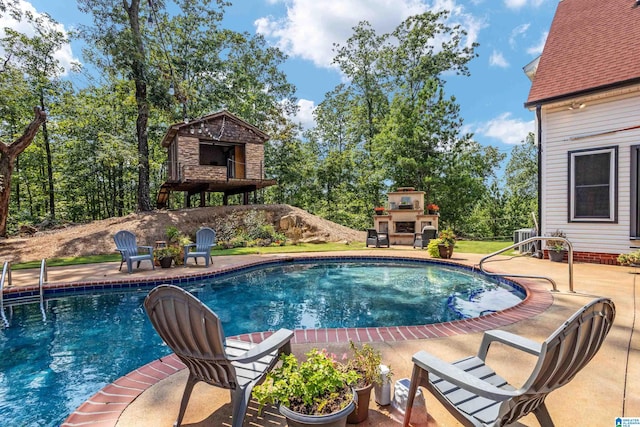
0;258;525;426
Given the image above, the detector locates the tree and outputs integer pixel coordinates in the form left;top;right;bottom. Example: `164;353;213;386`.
0;107;46;237
2;10;71;219
374;11;489;226
332;21;390;211
78;0;157;211
503;132;538;230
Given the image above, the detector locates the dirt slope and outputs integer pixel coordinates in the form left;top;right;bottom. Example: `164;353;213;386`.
0;205;365;263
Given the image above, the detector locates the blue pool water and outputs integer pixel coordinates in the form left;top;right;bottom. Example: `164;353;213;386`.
0;260;524;426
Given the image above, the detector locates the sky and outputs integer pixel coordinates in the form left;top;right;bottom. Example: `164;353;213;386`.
2;0;558;156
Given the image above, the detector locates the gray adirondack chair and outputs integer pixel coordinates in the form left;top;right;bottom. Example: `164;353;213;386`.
403;297;615;427
144;284;294;427
413;226;437;249
366;228;390;248
113;230;154;274
183;227;216;267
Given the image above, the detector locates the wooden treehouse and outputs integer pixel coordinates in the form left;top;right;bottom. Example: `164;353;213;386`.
157;110;276;208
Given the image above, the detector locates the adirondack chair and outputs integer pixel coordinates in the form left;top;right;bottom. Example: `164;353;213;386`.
403;298;615;427
144;285;294;427
183;227;217;267
413;226;437;249
113;230;154;274
366;228;390;248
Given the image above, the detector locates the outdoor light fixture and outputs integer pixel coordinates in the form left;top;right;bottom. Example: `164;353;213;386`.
568;101;586;110
168;82;175;96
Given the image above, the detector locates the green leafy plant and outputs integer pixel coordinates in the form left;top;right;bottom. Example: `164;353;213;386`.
438;228;456;247
165;226;182;245
252;348;359;416
153;246;179;261
426;229;456;258
427;238;442;257
343;341;391;388
618;250;640;266
546;229;567;251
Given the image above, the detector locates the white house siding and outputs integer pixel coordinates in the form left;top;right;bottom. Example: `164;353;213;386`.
539;85;640;256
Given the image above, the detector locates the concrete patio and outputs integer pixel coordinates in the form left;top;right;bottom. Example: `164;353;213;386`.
8;248;640;426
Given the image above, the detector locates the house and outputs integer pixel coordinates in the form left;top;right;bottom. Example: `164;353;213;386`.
157;110;276;208
524;0;640;264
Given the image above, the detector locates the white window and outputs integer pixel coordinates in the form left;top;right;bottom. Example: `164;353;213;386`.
569;147;617;222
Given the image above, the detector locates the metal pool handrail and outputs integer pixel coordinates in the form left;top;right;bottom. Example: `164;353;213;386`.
478;236;574;293
39;259;47;321
1;261;11;327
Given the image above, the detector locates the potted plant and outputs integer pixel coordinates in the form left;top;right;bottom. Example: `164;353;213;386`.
427;203;440;215
618;249;640;266
546;229;567;262
154;246;178;268
428;228;456;259
165;226;191;266
343;341;391;424
373;206;386;215
252;348;359;427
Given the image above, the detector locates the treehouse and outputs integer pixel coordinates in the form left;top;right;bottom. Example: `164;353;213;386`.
157;110;276;208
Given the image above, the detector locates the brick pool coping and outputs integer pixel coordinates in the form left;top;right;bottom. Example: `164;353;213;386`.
58;254;553;427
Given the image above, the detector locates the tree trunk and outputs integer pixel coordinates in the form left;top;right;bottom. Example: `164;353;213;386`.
0;107;47;237
42;120;55;219
124;0;152;212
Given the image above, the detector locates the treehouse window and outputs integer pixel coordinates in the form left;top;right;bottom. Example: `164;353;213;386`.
199;143;227;166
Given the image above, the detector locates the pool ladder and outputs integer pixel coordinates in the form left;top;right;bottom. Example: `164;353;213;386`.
478;236;574;293
1;259;48;327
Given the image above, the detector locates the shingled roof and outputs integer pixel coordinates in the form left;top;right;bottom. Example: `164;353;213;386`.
526;0;640;107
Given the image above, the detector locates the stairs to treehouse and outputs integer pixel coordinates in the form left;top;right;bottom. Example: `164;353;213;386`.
156;183;171;209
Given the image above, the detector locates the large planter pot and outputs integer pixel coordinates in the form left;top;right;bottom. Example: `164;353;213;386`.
438;244;453;259
347;383;373;424
548;250;565;262
159;257;173;268
279;389;357;427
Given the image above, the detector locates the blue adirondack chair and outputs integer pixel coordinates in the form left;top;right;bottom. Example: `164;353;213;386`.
183;227;217;267
113;230;154;274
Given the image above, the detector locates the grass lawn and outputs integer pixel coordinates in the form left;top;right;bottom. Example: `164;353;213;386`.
10;240;515;269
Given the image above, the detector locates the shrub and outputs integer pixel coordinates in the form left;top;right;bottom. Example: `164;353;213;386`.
618;250;640;266
427;238;442;257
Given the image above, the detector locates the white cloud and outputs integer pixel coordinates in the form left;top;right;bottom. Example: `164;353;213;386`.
504;0;527;8
256;0;483;69
0;0;79;76
489;50;509;68
504;0;545;9
290;98;317;130
509;23;529;48
527;31;548;56
476;112;534;145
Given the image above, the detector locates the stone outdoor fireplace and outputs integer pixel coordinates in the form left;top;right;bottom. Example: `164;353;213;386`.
372;187;439;245
395;221;415;234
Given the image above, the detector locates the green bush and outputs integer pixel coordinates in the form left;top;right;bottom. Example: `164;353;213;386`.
427;238;442;257
618;250;640;266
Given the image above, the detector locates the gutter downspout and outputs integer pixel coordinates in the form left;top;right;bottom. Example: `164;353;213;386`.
536;105;543;237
